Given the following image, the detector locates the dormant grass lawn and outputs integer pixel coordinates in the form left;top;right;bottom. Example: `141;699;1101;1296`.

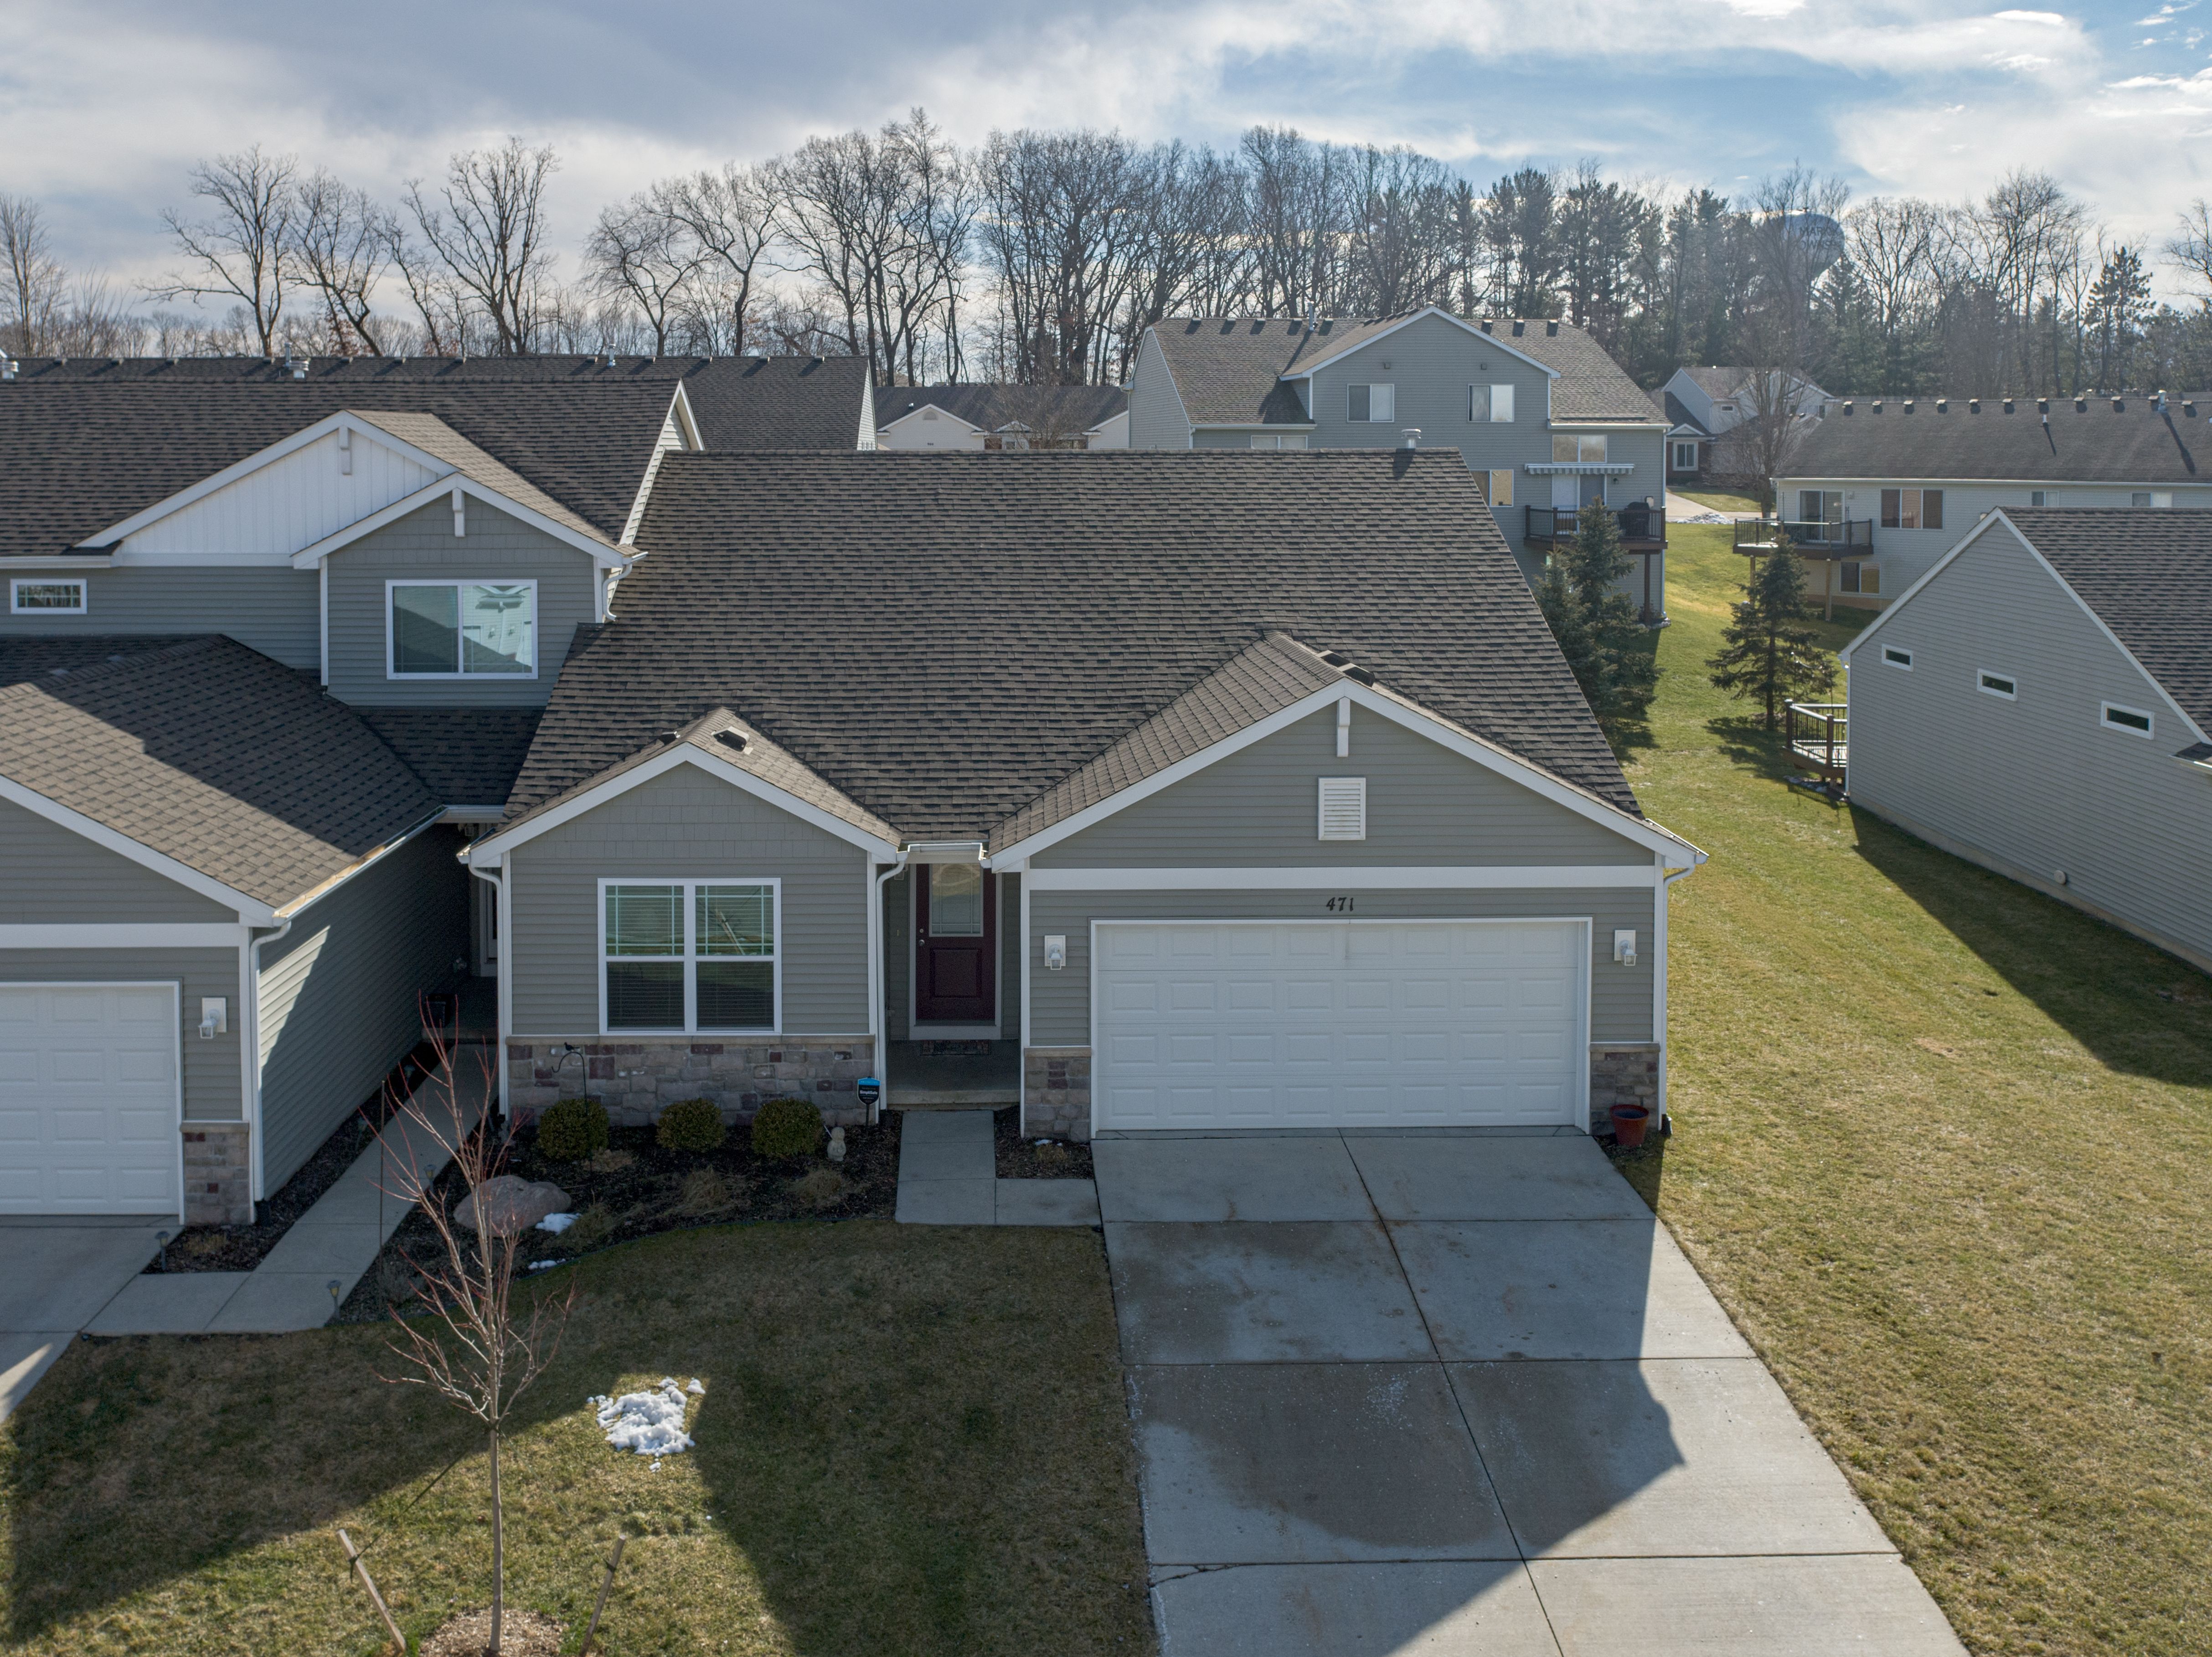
1673;487;1766;515
0;1222;1152;1656
1627;525;2211;1655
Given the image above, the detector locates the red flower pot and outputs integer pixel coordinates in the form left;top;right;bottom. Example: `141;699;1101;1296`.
1609;1104;1651;1148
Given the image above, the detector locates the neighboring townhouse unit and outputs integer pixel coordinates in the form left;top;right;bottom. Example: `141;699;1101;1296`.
1128;308;1673;620
876;383;1129;450
1774;391;2212;610
1660;365;1832;483
1840;508;2212;972
466;451;1702;1147
0;353;868;1222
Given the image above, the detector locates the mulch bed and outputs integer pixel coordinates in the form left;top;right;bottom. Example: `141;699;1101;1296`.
142;1040;452;1274
993;1104;1093;1179
336;1110;904;1323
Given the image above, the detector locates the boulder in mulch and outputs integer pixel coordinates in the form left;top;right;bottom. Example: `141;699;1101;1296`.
453;1176;571;1235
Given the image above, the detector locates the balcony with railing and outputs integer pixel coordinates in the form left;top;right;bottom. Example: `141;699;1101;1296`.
1733;518;1873;556
1526;503;1667;554
1786;701;1847;787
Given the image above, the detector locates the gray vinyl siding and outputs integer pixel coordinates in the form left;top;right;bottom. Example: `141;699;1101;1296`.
1024;887;1655;1045
1031;704;1646;868
1192;428;1277;449
0;567;320;669
0;797;238;922
879;869;1023;1041
1846;520;2212;967
507;767;871;1034
255;827;468;1192
1128;331;1195;450
0;946;243;1119
322;497;600;707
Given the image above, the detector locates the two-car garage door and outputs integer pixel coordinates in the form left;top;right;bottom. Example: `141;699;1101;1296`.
0;984;181;1215
1093;920;1587;1131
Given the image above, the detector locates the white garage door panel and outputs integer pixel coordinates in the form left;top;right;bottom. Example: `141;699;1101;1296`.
1094;921;1586;1131
0;984;181;1215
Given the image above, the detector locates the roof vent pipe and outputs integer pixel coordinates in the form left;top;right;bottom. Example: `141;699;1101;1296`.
2003;399;2015;413
1400;428;1420;450
1511;320;1525;337
1480;318;1493;333
1968;398;1980;413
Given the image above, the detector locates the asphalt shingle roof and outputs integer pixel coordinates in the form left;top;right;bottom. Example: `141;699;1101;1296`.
880;382;1128;437
2001;508;2212;731
356;708;545;810
1786;395;2212;484
679;355;872;449
347;411;618;550
0;634;443;910
509;450;1640;839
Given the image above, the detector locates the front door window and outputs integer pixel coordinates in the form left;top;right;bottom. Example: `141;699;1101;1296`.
916;865;995;1024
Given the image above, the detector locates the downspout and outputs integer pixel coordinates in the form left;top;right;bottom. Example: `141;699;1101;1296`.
469;860;508;1121
1655;864;1697;1131
870;849;913;1119
244;918;295;1210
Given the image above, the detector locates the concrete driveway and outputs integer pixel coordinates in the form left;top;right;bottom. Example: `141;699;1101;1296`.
0;1218;163;1420
1096;1129;1966;1657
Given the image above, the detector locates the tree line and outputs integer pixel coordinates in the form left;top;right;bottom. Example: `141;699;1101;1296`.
5;112;2211;395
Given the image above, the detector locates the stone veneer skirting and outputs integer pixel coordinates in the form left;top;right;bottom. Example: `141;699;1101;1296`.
1022;1046;1092;1142
1588;1044;1662;1133
183;1122;253;1226
505;1037;876;1128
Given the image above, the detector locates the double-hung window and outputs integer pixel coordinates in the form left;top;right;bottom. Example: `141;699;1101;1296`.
1348;383;1395;422
1671;440;1697;471
388;581;537;678
602;880;779;1033
10;577;86;615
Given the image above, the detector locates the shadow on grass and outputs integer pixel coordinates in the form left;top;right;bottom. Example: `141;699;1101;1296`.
1851;807;2212;1086
1603;1133;1667;1214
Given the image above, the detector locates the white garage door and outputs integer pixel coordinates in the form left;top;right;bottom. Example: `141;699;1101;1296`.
0;984;181;1215
1093;920;1586;1132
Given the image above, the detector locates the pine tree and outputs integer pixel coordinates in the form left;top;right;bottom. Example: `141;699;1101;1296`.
1536;501;1660;750
1707;530;1838;731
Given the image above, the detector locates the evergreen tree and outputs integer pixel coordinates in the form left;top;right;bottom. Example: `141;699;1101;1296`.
1535;501;1660;750
1707;530;1838;731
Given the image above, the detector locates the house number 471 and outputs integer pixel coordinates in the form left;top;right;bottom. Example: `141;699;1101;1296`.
1325;896;1356;912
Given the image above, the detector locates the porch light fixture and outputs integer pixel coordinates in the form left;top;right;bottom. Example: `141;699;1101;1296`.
1043;935;1067;971
1613;930;1637;967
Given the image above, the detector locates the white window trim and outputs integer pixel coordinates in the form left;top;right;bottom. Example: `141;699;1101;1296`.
10;576;88;615
386;578;540;681
1672;441;1697;469
598;876;782;1037
1349;383;1395;423
2100;701;2155;738
1977;669;2019;701
1882;645;1914;670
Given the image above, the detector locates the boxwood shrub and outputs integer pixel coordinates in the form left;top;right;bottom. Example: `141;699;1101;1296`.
536;1096;610;1162
750;1096;824;1159
656;1096;727;1153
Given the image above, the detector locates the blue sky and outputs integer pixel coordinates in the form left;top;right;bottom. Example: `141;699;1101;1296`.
3;0;2208;296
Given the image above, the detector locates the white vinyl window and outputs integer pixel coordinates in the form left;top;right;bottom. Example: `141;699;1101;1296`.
2100;702;2155;737
2131;491;2174;508
1487;469;1514;508
602;880;779;1034
1552;433;1609;463
1249;433;1309;450
1469;384;1515;423
1671;441;1697;470
1882;645;1914;670
1348;383;1395;423
2029;490;2047;507
1317;776;1367;841
10;578;86;614
1978;669;2018;701
388;581;537;678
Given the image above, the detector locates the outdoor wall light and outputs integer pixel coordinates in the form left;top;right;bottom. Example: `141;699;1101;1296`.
1044;935;1067;971
1613;930;1638;968
198;997;227;1039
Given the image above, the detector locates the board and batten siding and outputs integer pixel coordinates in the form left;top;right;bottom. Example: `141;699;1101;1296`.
1127;330;1196;449
506;767;871;1034
1024;887;1655;1047
0;946;243;1119
256;827;468;1191
0;567;320;669
321;498;599;707
1031;705;1643;868
879;869;1023;1041
0;797;240;923
1847;519;2212;969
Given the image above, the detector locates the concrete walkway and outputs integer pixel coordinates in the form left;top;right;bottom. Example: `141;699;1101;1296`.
1096;1129;1966;1657
894;1107;1100;1226
0;1218;163;1420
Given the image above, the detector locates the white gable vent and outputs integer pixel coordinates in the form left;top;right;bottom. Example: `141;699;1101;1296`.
1318;777;1367;841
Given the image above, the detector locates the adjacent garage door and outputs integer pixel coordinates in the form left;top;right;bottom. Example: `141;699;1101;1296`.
0;984;181;1215
1093;920;1586;1132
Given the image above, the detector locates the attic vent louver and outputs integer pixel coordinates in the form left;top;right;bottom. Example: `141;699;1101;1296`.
1317;777;1367;841
1320;651;1350;667
717;729;749;753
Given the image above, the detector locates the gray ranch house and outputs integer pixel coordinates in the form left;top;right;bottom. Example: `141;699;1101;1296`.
1128;308;1674;622
0;354;871;1224
1774;391;2212;612
464;452;1702;1145
1839;507;2212;973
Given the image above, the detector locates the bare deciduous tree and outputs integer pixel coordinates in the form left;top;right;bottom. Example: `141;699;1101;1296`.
585;194;702;355
658;161;781;356
291;172;396;355
2169;199;2212;306
407;139;559;355
0;193;69;357
151;146;300;356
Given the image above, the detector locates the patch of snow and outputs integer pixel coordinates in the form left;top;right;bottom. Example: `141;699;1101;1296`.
590;1377;696;1457
686;1378;705;1395
536;1211;577;1234
527;1259;567;1273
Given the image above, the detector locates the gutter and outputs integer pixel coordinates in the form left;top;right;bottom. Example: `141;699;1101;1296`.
869;848;915;1119
274;808;450;920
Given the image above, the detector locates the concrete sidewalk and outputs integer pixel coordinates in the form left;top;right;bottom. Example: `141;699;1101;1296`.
893;1108;1100;1226
1098;1130;1966;1657
0;1219;163;1420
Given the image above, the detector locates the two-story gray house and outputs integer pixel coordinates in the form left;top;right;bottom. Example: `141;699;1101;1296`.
1660;366;1832;484
1774;391;2212;611
1129;308;1673;621
1838;508;2212;972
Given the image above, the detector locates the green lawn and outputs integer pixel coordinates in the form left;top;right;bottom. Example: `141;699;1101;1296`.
1;1223;1152;1656
1673;487;1765;515
1626;526;2212;1656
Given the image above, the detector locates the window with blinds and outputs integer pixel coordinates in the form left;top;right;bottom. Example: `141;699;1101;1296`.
1317;776;1368;841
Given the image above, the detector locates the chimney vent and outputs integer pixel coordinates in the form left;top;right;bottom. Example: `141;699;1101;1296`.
1935;398;1947;413
2003;399;2015;414
1968;399;1980;413
2074;396;2087;412
1400;428;1421;450
2037;397;2049;414
2111;396;2124;412
1480;318;1492;334
1841;400;1852;416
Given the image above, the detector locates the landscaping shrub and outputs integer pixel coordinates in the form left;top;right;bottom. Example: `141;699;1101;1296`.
536;1096;610;1162
750;1096;824;1159
656;1096;727;1153
675;1169;737;1216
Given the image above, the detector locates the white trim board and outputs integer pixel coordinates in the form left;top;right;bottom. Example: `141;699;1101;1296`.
0;924;251;948
0;775;278;924
990;679;1703;869
1279;308;1563;381
1021;865;1664;891
289;475;627;570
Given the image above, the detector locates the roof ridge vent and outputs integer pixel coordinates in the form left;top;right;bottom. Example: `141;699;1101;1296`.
1871;400;1883;413
1935;398;1947;412
716;728;749;753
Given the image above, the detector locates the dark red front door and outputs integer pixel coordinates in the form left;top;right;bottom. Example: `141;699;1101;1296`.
916;864;995;1023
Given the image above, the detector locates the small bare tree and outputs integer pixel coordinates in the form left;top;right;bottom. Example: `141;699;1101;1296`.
2169;199;2212;307
379;1014;577;1655
584;195;701;355
407;140;560;355
151;146;300;356
0;193;69;357
658;162;780;356
292;172;396;355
